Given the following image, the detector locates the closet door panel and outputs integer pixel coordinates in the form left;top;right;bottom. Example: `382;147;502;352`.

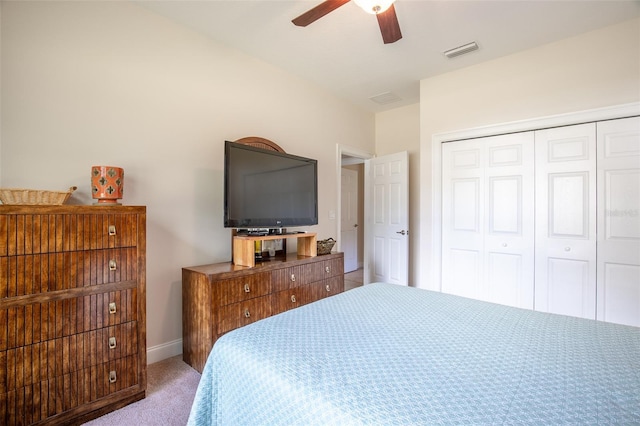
535;123;597;319
483;134;534;309
442;133;534;308
597;116;640;327
600;263;640;326
442;143;483;300
486;252;523;308
549;172;589;238
447;249;481;299
545;258;592;318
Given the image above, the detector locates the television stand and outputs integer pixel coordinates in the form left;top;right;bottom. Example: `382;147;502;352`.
233;232;317;267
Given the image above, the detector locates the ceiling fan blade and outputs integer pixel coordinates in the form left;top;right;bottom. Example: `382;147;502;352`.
376;4;402;44
292;0;351;27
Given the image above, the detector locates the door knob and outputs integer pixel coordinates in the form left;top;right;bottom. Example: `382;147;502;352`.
396;230;407;236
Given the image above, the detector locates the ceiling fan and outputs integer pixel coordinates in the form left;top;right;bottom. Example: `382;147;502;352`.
292;0;402;44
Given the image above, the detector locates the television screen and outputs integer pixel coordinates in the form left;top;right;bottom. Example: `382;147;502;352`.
224;141;318;229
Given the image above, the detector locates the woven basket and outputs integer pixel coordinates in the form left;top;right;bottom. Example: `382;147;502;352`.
0;186;77;205
317;238;336;255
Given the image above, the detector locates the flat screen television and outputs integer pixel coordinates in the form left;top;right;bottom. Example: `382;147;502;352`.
224;141;318;230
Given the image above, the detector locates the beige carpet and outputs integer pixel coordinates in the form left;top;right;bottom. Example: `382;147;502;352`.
84;355;201;425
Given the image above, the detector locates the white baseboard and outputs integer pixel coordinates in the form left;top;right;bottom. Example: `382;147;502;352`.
147;338;182;364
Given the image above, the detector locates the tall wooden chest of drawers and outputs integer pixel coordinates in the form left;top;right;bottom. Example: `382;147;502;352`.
0;205;146;425
182;252;344;373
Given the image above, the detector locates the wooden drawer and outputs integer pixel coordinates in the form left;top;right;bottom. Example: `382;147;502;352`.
273;277;343;315
313;276;344;300
273;285;317;314
272;264;315;292
0;322;138;394
0;354;140;425
216;272;271;306
298;257;343;282
216;295;273;335
0;213;139;257
0;248;138;298
1;288;138;351
321;256;344;278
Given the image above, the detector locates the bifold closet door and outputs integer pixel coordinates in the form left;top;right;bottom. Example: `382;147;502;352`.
596;116;640;327
442;132;534;308
534;123;597;319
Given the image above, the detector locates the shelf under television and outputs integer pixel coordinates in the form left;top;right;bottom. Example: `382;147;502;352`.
233;232;317;267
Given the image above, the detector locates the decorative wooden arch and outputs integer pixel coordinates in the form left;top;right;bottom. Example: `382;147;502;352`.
234;136;285;153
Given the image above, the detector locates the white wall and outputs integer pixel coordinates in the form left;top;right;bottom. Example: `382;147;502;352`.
375;103;420;285
0;1;375;362
419;17;640;290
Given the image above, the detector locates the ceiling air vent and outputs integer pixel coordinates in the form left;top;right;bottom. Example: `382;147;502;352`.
444;41;479;59
369;92;402;105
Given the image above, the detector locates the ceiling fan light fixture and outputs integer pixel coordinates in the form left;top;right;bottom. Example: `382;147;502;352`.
353;0;396;14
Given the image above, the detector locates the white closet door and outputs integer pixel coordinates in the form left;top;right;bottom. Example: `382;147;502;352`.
442;139;483;300
596;116;640;327
442;133;534;308
534;123;597;319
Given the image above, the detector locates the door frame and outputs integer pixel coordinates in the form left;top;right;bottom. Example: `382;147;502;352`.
424;102;640;292
336;144;374;271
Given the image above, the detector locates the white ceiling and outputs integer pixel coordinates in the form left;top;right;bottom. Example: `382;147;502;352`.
135;0;640;113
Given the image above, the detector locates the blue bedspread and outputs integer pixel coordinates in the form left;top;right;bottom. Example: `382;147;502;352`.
188;283;640;425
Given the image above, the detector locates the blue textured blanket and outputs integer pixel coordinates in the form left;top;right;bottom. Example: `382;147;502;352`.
188;283;640;425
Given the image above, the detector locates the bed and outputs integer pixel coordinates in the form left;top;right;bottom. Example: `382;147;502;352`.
187;283;640;425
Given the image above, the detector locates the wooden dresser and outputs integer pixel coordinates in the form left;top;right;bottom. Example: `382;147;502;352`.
0;205;146;425
182;252;344;373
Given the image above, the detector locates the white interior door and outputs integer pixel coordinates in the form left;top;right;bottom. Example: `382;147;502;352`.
341;168;358;273
534;123;597;319
442;133;534;308
365;151;409;286
596;116;640;327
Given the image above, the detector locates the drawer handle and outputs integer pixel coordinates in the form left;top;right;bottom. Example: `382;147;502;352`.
109;370;117;383
325;266;331;273
290;274;296;282
291;295;297;303
244;308;251;318
108;225;117;236
244;283;250;293
109;302;117;314
109;259;117;271
109;336;117;349
326;284;331;292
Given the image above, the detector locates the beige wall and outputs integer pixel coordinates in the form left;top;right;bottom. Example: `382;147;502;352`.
375;103;420;285
0;1;375;362
419;17;640;289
